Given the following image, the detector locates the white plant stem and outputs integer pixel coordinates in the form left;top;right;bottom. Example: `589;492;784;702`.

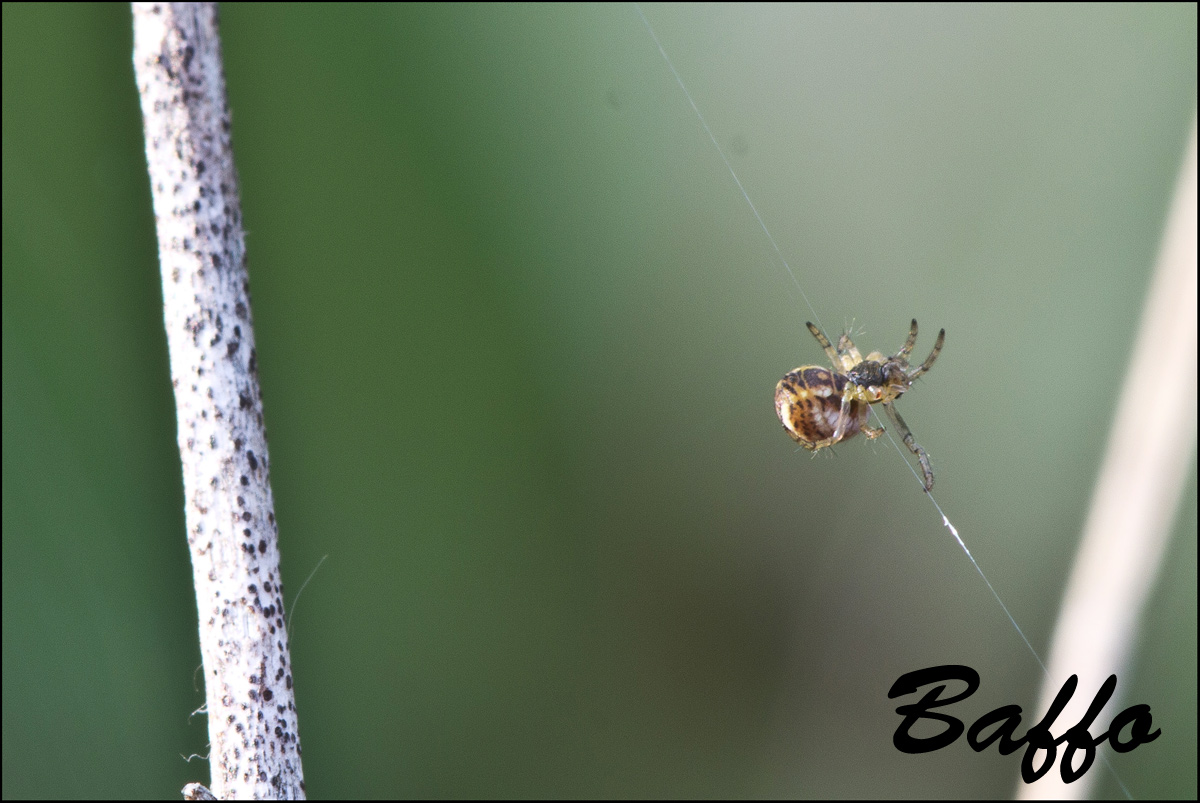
1019;117;1197;799
132;3;305;798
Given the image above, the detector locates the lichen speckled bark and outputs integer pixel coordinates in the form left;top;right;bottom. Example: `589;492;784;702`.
132;4;304;799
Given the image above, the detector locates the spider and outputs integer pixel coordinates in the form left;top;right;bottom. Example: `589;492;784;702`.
774;319;945;491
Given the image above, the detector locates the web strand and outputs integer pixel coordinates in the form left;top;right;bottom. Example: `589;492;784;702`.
633;3;825;336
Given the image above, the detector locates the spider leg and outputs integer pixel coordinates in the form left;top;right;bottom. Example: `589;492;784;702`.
806;322;841;367
883;401;934;491
835;333;867;373
907;327;945;380
895;319;918;361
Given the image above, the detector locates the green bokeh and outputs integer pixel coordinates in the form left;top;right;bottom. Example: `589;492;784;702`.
4;3;1195;798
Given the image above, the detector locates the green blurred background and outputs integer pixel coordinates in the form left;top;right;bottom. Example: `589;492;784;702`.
3;3;1195;798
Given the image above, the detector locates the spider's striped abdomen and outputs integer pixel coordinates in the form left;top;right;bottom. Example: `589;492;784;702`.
774;366;869;450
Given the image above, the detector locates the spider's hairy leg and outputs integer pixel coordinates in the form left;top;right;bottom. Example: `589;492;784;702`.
829;387;856;443
860;420;885;439
896;319;919;361
908;327;946;380
805;322;841;366
835;332;867;371
883;402;934;491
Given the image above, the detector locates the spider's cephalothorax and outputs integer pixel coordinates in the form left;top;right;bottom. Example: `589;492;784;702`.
775;319;945;491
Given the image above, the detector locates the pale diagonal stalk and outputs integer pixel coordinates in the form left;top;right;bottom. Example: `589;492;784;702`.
1019;117;1197;800
132;3;305;798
